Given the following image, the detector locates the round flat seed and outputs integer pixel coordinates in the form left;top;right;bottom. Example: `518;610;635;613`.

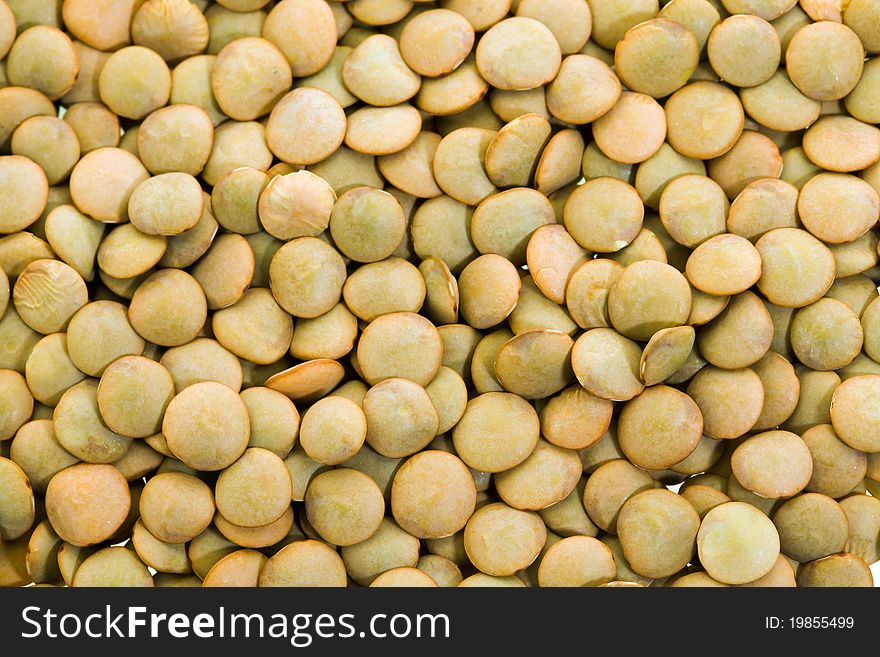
740;69;821;132
131;0;209;62
216;448;292;528
494;329;574;400
583;459;654;533
13;259;87;334
211;288;293;365
803;115;880;173
377;131;443;199
0;457;34;542
269;237;346;319
452;392;539;473
707;131;782;199
464;503;546;576
342;34;420;106
266;88;346;165
259;540;346;587
288;302;357;361
210;167;268;235
72;547;153;587
0;155;48;234
363;378;438;458
257;170;336;241
11;116;80;186
66;301;145;377
659;174;729;248
343;258;425;323
773;493;849;562
417;555;463;588
845;57;880;123
755;228;836;308
687;366;764;439
538;536;616;587
658;0;721;52
732;430;813;498
399;9;475;77
640;326;696;386
786;21;864;101
137;104;214;176
10;420;79;493
43;205;105;282
615;18;699;98
162;381;249;471
1;370;34;440
797;554;874;588
471;187;555;266
799;173;879;244
539;385;613;451
263;0;337;77
70;148;149;224
128;173;203;236
617;489;701;579
419;258;459;326
618;385;703;470
803;424;868;498
305;468;384;546
203;549;267;587
526;224;588;305
211;37;291;121
458;254;521;330
484;114;549;188
592;92;667;165
791;298;863;371
547;55;620;125
697;291;773;369
726;178;799;240
433;127;497;206
564;177;643;253
201;123;272;188
829;236;879;280
128;269;206;347
370;567;438;588
830;375;880;452
751;351;800;430
607;260;692;341
53;380;132;464
132;518;191;575
341;517;420;586
494;438;581;511
0;87;56;152
96;356;173;439
698;502;780;584
571;328;644;402
839;495;880;564
330;187;406;263
708;15;780;88
45;464;130;547
476;17;561;91
665;82;744;159
97;224;166;280
588;0;658;50
300;396;365;466
411;196;477;274
345;104;421;156
99;46;171;120
356;311;442;387
264;360;345;403
191;234;254;310
566;259;624;329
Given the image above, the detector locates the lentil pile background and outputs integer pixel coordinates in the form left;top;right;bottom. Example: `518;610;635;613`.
0;0;879;589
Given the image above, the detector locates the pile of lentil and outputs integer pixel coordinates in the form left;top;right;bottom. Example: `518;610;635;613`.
1;0;880;588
